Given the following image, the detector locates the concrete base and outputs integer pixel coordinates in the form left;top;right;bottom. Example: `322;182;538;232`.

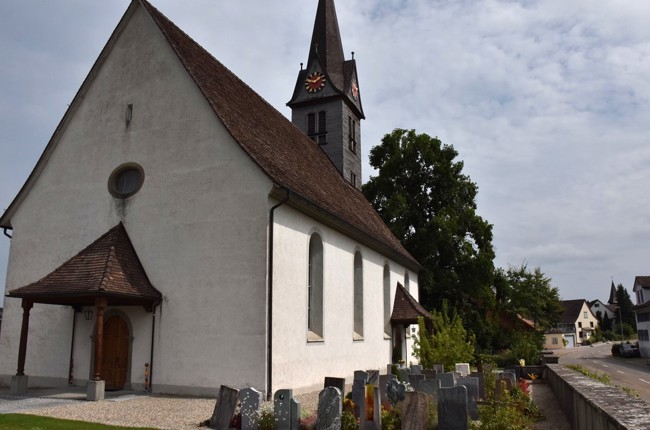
86;380;105;401
10;374;28;395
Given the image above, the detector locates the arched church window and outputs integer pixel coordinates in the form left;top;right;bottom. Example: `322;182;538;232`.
384;264;391;336
308;233;324;339
353;251;364;339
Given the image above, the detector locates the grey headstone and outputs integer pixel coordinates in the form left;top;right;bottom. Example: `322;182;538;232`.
417;379;441;397
422;369;437;380
438;386;468;430
400;391;429;430
408;374;425;391
352;378;366;418
469;372;485;400
396;367;410;382
379;374;397;408
386;379;407;407
505;365;522;380
387;364;393;375
367;370;380;386
211;385;239;430
457;377;479;420
455;363;470;377
354;370;369;382
239;388;263;430
372;386;382;430
324;377;346;394
436;372;456;388
503;370;517;387
274;389;293;430
316;387;342;430
410;364;423;375
290;399;300;430
433;364;445;373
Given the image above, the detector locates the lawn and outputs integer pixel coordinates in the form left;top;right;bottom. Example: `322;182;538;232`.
0;414;159;430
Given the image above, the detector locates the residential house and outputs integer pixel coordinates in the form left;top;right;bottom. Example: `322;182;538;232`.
0;0;424;400
548;300;599;347
589;299;616;324
633;276;650;358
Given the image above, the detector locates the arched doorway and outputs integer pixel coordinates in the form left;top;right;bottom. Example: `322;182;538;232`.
101;315;130;390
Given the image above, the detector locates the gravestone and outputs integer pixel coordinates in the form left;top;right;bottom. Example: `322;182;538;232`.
354;370;370;382
274;389;299;430
410;364;423;375
502;370;517;387
408;374;425;391
239;387;263;430
422;369;437;380
436;372;456;388
455;363;470;377
324;377;346;394
417;379;441;397
352;378;366;418
469;372;485;400
399;391;429;430
372;386;382;429
433;363;445;373
379;374;397;408
457;377;479;420
386;379;407;407
387;364;394;375
210;385;240;430
396;367;410;382
316;387;342;430
505;365;522;380
438;386;468;430
367;370;380;386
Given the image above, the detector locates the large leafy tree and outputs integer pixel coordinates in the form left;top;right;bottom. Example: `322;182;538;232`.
363;129;495;314
499;265;563;332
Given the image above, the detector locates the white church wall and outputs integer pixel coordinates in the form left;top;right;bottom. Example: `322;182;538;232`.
0;4;272;394
271;204;419;394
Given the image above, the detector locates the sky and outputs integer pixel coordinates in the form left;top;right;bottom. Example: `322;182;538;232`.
1;0;650;307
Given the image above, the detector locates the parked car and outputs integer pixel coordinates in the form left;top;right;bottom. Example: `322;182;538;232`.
619;344;641;358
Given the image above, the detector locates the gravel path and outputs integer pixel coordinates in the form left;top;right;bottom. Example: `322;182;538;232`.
530;383;571;430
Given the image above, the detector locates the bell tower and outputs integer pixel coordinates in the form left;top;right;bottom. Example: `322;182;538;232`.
287;0;365;189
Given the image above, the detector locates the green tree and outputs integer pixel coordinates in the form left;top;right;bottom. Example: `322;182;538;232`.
500;265;563;332
412;307;475;370
362;129;495;315
615;284;636;329
602;312;612;332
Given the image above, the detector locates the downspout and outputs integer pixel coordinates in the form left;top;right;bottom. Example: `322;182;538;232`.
267;190;290;401
3;228;12;239
68;309;77;385
149;302;160;392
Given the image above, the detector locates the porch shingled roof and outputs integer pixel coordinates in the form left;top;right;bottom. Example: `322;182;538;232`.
390;283;430;325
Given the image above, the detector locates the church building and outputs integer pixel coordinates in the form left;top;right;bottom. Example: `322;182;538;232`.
0;0;425;400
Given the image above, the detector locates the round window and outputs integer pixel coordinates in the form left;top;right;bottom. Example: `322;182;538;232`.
108;163;144;198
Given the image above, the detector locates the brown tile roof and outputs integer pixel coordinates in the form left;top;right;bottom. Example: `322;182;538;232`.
559;299;589;324
139;0;416;269
390;283;430;325
7;223;161;307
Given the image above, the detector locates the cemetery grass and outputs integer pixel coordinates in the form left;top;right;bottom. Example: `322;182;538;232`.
0;414;158;430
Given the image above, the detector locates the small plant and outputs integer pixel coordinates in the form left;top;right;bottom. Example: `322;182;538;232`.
299;414;316;430
380;406;401;430
258;408;276;430
567;365;611;385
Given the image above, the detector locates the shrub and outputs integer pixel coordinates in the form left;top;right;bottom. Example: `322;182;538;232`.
380;407;401;430
258;408;276;430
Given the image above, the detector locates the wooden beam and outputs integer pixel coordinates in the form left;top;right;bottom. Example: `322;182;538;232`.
92;297;108;381
16;300;33;376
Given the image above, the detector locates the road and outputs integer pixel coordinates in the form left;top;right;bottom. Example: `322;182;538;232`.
557;342;650;403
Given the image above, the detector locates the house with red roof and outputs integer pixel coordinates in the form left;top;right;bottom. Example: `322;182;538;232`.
0;0;423;400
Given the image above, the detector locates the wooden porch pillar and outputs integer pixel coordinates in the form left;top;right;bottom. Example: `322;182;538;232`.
92;297;108;381
16;300;33;376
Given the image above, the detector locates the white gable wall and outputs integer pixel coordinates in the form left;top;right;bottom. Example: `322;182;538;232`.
272;204;419;394
0;4;272;394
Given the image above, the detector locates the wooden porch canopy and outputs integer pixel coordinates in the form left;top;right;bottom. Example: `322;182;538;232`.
390;282;431;326
6;222;161;381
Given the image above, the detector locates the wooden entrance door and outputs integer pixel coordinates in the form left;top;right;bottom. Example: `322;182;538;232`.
101;315;129;390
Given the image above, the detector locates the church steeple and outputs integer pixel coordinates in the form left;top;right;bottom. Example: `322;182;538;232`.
288;0;365;189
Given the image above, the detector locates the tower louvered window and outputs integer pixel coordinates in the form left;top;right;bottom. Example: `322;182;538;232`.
349;116;357;153
307;111;327;144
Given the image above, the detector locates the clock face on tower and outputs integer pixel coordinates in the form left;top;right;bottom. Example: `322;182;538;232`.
351;80;359;100
305;72;326;93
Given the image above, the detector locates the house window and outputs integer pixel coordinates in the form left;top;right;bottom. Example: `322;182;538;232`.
308;233;324;339
307;111;327;144
578;322;582;328
350;172;357;187
353;251;364;339
639;329;649;342
590;321;594;328
552;337;559;345
383;265;391;336
584;311;588;319
348;116;357;153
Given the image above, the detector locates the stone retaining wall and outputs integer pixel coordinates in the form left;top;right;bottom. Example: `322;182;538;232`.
546;364;650;429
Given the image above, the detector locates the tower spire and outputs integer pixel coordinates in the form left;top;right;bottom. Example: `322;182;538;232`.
287;0;365;189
